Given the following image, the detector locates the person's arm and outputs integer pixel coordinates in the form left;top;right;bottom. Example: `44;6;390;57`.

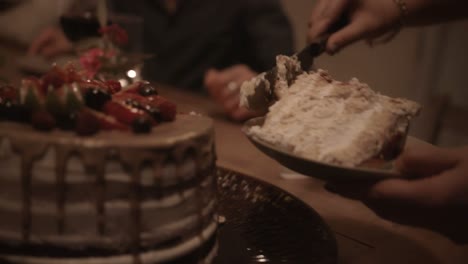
308;0;468;54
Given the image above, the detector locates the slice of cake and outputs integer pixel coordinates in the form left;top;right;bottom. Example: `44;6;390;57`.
0;68;218;263
242;56;421;167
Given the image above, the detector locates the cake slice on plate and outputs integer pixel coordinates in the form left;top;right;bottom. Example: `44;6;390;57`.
242;56;421;167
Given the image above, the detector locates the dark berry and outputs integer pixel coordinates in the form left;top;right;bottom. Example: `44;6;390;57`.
0;99;27;121
132;116;152;133
105;80;122;94
144;105;162;122
139;83;158;96
0;85;19;101
75;110;100;136
84;88;111;111
124;98;141;109
57;111;78;130
31;111;56;131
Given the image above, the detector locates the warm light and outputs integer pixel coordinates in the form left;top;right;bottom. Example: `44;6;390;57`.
127;70;137;78
255;254;269;263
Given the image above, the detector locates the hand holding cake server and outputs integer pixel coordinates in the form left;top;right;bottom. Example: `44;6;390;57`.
307;0;468;243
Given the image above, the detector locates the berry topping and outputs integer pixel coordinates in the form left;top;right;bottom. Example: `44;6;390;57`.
132;116;152;133
124;98;141;109
103;100;154;126
105;80;122;94
84;88;111;111
57;111;78;130
0;99;25;121
139;83;158;96
147;95;177;121
41;66;66;91
31;111;56;131
89;109;128;131
1;65;177;136
0;85;22;121
0;85;19;102
75;109;100;136
143;105;163;122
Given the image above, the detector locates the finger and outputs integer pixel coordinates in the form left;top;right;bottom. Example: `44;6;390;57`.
369;168;464;208
40;44;62;58
231;107;257;122
204;69;219;88
395;143;458;177
204;69;224;99
308;0;349;42
223;93;240;114
28;28;55;55
326;18;369;53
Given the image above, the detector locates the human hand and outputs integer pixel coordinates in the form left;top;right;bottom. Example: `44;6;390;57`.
204;64;259;122
327;140;468;243
370;142;468;208
28;27;73;58
308;0;403;54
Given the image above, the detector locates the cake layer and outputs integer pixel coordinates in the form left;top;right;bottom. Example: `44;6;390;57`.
0;114;217;262
1;221;218;264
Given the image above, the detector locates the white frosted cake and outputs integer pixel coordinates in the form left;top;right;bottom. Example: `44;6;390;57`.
242;56;421;167
0;114;217;264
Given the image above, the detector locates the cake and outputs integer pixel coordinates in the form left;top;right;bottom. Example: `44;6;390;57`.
0;67;218;263
241;56;421;167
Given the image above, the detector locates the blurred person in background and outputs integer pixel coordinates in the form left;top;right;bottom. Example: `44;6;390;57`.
27;0;294;121
0;0;72;47
308;0;468;243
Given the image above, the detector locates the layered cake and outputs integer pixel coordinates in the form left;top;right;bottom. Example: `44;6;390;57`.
0;67;218;263
241;56;421;167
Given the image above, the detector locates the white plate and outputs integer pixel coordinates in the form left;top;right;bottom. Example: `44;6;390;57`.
242;117;412;181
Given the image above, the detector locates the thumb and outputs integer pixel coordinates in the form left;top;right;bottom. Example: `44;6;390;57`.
395;142;458;177
204;68;220;88
369;168;461;208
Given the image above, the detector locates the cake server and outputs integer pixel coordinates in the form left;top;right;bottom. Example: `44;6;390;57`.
240;18;347;112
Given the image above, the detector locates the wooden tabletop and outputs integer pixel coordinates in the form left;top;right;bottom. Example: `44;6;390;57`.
1;43;467;263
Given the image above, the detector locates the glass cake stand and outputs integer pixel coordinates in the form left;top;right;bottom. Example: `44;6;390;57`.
214;168;337;264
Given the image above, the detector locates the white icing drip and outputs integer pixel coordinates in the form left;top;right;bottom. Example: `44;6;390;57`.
0;176;214;213
2;221;217;264
0;147;199;186
0;200;215;247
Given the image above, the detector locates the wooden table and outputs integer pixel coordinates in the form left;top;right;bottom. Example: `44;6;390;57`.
1;43;467;264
